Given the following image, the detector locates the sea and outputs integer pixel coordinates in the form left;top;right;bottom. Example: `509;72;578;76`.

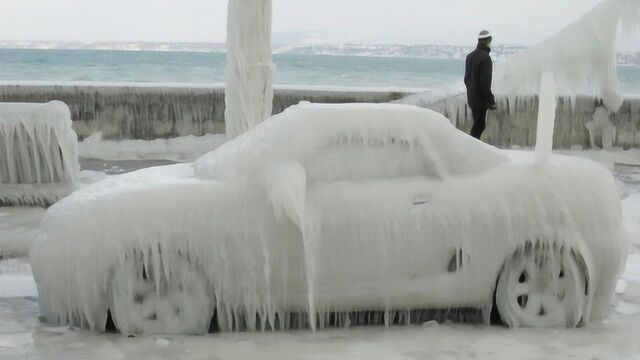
2;48;640;94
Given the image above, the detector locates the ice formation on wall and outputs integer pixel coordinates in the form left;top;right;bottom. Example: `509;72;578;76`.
0;84;409;141
0;101;79;206
225;0;275;138
32;103;628;334
494;0;640;111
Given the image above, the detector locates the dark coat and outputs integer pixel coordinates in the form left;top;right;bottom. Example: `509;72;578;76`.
464;44;496;110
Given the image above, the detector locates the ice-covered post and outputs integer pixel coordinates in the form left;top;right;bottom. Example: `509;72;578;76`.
225;0;275;138
534;72;557;165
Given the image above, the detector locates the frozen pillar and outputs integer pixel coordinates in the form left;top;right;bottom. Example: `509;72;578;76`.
225;0;275;138
535;72;557;165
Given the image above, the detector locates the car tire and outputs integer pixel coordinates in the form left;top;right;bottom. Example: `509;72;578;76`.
495;242;586;328
109;248;213;335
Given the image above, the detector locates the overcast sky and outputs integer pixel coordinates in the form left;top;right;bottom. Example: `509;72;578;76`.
0;0;606;46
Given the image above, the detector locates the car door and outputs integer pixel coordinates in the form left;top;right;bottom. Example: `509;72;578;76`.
299;137;460;308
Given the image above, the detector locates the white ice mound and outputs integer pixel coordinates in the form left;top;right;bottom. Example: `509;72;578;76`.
0;101;79;206
495;0;640;110
32;103;628;334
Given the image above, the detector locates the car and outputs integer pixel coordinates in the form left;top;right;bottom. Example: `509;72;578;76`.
31;102;629;335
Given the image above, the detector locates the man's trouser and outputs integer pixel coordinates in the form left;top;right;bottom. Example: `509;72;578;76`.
470;107;488;139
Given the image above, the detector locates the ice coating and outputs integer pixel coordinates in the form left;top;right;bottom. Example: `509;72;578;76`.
31;103;628;334
494;0;640;111
401;0;640;112
0;101;79;206
534;73;557;165
225;0;275;138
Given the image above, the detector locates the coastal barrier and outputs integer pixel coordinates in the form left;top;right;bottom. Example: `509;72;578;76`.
0;84;410;141
1;83;639;148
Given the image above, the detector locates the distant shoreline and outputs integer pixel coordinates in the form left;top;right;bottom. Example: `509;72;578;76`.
0;42;526;62
1;45;638;65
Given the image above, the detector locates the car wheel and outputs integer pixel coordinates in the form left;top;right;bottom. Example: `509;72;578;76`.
495;242;586;328
109;249;213;335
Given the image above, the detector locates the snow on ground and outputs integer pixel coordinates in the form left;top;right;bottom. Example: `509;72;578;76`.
0;151;640;359
624;195;640;247
78;132;227;162
0;208;44;258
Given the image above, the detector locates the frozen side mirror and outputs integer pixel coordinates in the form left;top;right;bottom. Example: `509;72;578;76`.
264;162;307;227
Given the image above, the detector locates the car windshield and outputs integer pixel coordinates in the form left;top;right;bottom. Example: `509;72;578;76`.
194;103;508;181
429;128;508;176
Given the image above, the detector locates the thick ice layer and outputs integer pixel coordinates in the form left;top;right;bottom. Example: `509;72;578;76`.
31;103;628;334
494;0;640;111
0;101;79;206
225;0;275;137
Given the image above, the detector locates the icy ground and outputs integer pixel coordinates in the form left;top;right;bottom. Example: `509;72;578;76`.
1;153;640;359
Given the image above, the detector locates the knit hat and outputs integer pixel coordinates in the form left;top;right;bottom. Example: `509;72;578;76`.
478;30;492;40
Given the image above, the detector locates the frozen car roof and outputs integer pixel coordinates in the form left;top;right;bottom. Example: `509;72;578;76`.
195;102;507;180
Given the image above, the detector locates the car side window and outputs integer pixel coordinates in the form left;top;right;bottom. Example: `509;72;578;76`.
300;136;439;183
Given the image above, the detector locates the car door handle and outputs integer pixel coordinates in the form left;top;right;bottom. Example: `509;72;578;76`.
412;194;431;206
448;248;471;272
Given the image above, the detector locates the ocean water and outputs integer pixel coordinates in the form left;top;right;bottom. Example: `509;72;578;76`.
1;48;640;94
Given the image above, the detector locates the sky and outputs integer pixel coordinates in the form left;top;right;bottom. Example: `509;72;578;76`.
0;0;607;46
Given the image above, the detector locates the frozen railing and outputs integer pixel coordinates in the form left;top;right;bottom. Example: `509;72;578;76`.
0;101;79;206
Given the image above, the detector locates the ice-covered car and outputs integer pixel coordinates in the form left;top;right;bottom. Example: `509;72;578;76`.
31;102;628;335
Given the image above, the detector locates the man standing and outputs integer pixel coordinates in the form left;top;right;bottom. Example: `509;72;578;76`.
464;30;497;140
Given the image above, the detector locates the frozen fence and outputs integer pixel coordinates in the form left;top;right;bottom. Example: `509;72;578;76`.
0;101;79;206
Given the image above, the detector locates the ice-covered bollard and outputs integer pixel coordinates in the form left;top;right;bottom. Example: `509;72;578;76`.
586;106;617;150
0;101;79;206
